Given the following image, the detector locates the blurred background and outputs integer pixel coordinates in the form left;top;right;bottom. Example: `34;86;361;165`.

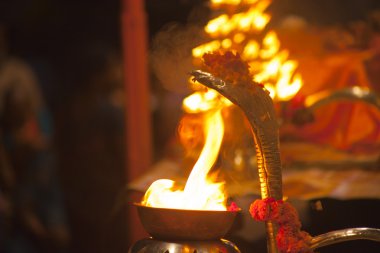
0;0;380;253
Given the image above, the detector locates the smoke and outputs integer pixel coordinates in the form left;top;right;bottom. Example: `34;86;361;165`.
149;22;205;94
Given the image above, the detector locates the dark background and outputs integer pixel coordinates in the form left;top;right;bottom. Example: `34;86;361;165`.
0;0;380;253
2;0;380;109
2;0;380;110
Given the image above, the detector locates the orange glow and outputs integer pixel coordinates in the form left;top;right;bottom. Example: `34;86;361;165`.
205;15;230;36
277;72;302;101
253;29;303;100
210;0;241;6
210;0;260;5
221;38;233;49
242;40;260;59
194;0;303;101
204;2;271;38
233;33;246;43
142;0;304;212
254;39;303;101
142;89;232;211
254;50;289;82
260;30;280;59
142;109;227;210
183;89;231;113
192;40;221;58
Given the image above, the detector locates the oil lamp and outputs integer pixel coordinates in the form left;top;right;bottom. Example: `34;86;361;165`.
129;75;241;252
129;204;241;253
190;57;380;253
128;0;380;251
129;51;380;252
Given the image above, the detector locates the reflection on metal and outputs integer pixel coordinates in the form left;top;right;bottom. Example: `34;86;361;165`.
293;86;380;126
135;204;239;241
192;69;282;253
128;238;241;253
305;86;380;110
310;227;380;250
191;70;380;253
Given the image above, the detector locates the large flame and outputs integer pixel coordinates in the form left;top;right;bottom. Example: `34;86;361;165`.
193;0;303;101
142;0;303;211
142;90;230;210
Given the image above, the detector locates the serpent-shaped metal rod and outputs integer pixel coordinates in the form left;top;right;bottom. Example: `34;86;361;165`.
191;70;380;253
305;86;380;111
191;70;282;253
293;86;380;126
310;227;380;249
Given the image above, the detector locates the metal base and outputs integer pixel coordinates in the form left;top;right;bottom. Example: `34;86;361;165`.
129;238;241;253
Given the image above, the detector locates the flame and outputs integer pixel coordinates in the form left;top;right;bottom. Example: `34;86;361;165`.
254;32;302;101
183;89;232;113
142;0;304;211
194;0;303;102
233;33;246;44
260;30;280;59
205;4;271;38
242;40;260;59
210;0;241;5
142;109;227;210
211;0;260;6
192;40;221;58
143;87;231;210
276;62;303;101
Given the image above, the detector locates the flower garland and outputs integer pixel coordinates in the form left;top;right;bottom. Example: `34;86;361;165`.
249;198;313;253
202;51;267;93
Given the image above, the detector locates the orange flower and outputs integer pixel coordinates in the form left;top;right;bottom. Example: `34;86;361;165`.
249;198;313;253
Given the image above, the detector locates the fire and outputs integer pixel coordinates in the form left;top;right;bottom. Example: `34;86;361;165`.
142;0;303;211
193;40;221;60
194;0;303;102
142;89;231;210
252;32;302;101
183;89;232;113
205;4;271;37
260;30;280;59
211;0;260;6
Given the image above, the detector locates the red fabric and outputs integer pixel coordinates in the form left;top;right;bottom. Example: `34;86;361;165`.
288;51;380;153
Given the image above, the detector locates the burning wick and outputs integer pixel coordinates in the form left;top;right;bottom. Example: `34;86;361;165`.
142;89;232;211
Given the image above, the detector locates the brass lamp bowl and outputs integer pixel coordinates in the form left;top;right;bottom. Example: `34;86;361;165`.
135;203;240;241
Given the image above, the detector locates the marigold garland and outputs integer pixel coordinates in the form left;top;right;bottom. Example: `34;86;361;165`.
228;201;240;211
202;51;267;93
249;198;313;253
203;51;253;86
